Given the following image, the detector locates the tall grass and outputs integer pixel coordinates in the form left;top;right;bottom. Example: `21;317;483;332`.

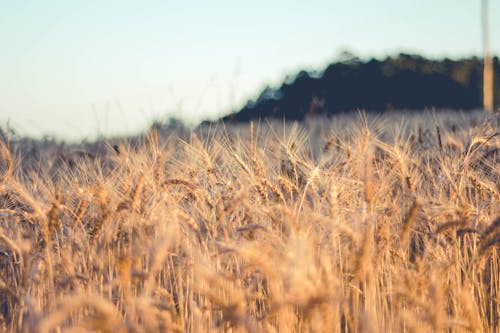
0;110;499;332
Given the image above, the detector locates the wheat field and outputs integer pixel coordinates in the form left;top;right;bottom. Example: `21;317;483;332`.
0;111;499;332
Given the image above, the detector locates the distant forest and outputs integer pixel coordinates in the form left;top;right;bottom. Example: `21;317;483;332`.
222;53;500;122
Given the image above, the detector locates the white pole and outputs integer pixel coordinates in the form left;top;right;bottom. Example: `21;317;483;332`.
482;0;494;111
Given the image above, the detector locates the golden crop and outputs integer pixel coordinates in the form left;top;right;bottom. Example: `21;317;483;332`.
0;111;498;332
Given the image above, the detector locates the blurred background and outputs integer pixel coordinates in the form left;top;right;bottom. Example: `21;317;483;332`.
0;0;498;141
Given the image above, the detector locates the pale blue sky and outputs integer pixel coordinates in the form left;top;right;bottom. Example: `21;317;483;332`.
1;1;498;140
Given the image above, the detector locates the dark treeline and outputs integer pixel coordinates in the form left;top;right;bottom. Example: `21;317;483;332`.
222;53;500;122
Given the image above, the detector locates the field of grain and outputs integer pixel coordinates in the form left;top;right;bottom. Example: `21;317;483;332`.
0;111;499;332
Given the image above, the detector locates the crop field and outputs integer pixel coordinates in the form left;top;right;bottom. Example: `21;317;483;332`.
0;110;499;332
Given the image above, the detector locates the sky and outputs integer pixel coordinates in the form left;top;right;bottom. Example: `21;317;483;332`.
1;1;498;141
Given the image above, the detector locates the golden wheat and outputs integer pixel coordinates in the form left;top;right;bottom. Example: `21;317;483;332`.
0;110;498;332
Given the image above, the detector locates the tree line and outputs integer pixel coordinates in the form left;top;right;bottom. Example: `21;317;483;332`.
222;53;500;122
